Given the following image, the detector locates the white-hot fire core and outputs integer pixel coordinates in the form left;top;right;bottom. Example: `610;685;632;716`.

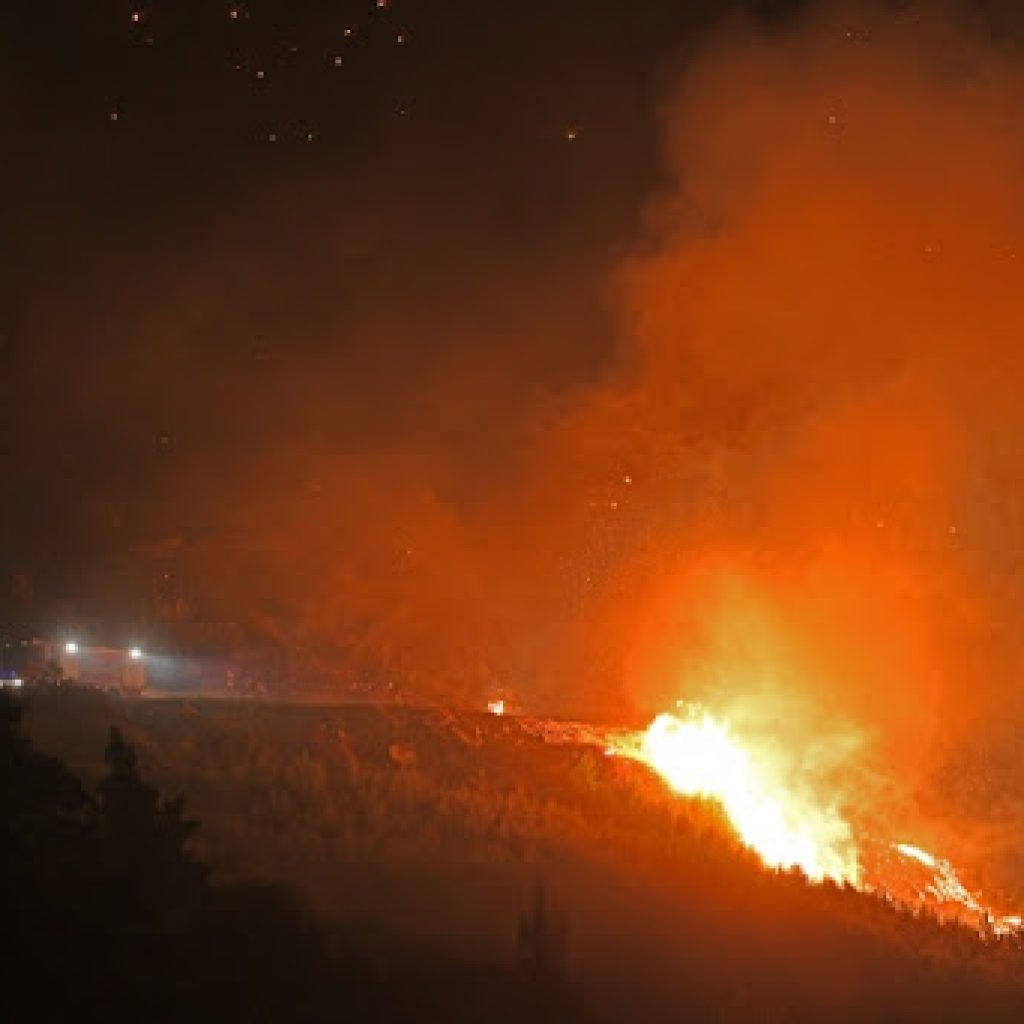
614;707;859;884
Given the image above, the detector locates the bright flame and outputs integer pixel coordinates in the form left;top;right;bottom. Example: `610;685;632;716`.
517;709;1024;935
894;842;936;869
525;702;1024;934
487;699;505;716
620;708;859;885
894;842;1023;935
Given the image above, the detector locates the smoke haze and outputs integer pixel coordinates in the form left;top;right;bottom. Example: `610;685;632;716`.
568;2;1024;888
8;1;1024;884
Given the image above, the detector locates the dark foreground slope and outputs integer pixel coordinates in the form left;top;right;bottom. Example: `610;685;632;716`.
2;692;577;1024
15;687;1024;1023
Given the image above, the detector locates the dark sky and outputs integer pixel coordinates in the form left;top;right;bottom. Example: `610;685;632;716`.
0;0;799;635
7;0;1020;656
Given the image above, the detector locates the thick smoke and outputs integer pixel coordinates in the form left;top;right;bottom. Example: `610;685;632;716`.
18;2;1024;881
556;2;1024;885
205;1;1024;880
128;5;1024;747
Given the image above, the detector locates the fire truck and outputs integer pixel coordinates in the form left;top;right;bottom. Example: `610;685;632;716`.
1;639;147;695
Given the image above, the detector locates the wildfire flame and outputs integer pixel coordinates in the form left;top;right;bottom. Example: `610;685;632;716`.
602;704;1024;934
893;842;1024;936
616;707;859;885
517;700;1024;934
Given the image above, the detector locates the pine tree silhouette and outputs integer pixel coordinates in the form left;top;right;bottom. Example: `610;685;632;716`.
517;881;568;988
95;727;206;923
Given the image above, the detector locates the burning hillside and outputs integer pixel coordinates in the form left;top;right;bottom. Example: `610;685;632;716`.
601;702;1024;938
22;684;1024;1024
610;707;859;885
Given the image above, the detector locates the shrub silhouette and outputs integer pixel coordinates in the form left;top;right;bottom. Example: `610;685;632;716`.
2;693;589;1023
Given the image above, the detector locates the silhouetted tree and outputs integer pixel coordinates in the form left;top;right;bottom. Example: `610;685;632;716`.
1;695;99;1019
517;881;579;1022
0;693;89;842
94;728;206;924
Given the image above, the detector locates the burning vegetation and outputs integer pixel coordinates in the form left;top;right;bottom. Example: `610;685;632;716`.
16;685;1024;1024
613;706;859;885
611;702;1024;938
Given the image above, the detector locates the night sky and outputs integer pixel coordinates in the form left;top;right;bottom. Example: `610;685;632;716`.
2;0;765;634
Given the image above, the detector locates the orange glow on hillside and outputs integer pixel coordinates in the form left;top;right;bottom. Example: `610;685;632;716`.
615;706;859;884
893;842;1024;936
603;702;1024;935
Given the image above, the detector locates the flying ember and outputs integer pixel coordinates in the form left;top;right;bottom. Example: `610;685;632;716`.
613;706;859;885
893;842;1024;936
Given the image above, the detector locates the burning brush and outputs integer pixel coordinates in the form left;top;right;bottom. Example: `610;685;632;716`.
600;703;1024;937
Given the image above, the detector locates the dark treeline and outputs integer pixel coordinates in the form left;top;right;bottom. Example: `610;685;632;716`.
0;691;578;1023
8;687;1024;1023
